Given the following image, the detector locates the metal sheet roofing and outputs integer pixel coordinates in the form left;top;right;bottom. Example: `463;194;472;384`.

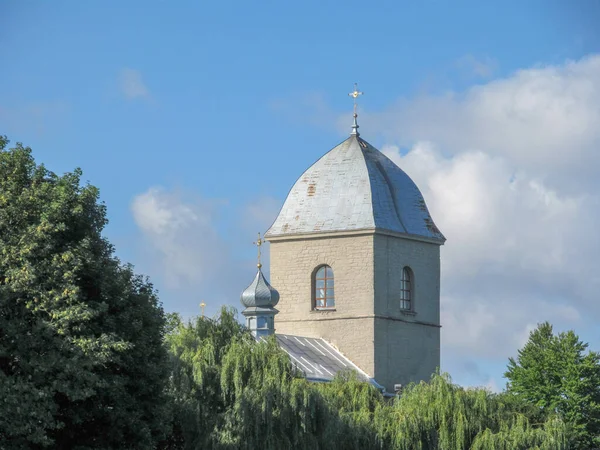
265;135;444;242
240;267;279;309
273;334;384;390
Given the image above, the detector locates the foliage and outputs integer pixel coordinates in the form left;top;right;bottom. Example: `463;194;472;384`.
375;374;569;450
162;306;384;450
505;321;600;449
0;137;170;449
162;306;250;448
163;307;571;450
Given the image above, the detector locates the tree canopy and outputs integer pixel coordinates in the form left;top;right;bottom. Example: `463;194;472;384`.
0;137;170;448
505;321;600;449
163;307;571;450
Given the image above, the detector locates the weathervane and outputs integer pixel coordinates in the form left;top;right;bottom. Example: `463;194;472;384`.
253;232;264;269
348;82;363;136
200;301;206;317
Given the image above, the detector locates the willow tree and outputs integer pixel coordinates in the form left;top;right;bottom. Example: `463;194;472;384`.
163;307;385;450
0;137;170;448
164;307;317;449
163;307;249;448
373;373;570;450
164;307;572;450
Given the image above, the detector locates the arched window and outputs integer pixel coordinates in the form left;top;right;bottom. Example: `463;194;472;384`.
314;265;335;310
400;267;412;311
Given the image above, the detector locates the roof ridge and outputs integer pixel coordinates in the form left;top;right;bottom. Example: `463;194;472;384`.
357;138;408;234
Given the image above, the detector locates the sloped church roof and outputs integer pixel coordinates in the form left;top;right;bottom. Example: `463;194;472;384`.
274;334;384;391
265;135;445;242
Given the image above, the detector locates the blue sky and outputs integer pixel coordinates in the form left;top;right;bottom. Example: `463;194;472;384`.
2;0;599;389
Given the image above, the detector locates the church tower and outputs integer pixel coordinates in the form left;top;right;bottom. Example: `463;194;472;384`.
264;86;445;392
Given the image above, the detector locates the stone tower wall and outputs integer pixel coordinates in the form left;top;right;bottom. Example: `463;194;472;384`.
373;234;441;390
373;318;440;390
373;234;440;323
268;233;376;376
268;231;441;392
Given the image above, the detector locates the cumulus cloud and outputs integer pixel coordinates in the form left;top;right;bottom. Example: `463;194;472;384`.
131;187;228;289
368;55;600;193
131;188;281;317
384;135;598;360
376;55;600;383
119;68;150;100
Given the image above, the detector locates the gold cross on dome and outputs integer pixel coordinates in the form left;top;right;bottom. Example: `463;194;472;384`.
200;301;206;317
348;83;363;114
253;232;264;268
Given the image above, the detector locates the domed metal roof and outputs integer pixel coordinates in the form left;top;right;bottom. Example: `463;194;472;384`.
265;135;444;242
240;267;280;309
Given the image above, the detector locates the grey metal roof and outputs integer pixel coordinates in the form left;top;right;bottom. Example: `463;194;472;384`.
265;135;444;242
274;334;384;390
240;267;280;308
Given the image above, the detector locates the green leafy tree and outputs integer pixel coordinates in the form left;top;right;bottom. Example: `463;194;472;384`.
505;321;600;449
162;306;250;448
0;137;170;449
375;373;569;450
164;308;570;449
162;306;385;450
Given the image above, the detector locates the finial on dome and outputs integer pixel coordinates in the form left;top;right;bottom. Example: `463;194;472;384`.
348;82;363;136
253;232;264;268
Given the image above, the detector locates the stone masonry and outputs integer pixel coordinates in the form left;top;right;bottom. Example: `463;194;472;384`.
268;229;441;392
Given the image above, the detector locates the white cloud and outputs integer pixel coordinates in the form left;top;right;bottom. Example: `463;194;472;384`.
131;187;228;289
367;55;600;193
384;141;597;359
119;68;150;100
376;55;600;368
130;188;281;317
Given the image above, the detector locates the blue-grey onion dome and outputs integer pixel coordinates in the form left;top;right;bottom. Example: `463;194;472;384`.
240;268;280;308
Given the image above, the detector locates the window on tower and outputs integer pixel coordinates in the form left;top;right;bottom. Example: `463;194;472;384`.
314;265;335;310
400;267;413;311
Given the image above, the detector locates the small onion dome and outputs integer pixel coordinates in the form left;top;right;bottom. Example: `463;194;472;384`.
240;267;280;308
